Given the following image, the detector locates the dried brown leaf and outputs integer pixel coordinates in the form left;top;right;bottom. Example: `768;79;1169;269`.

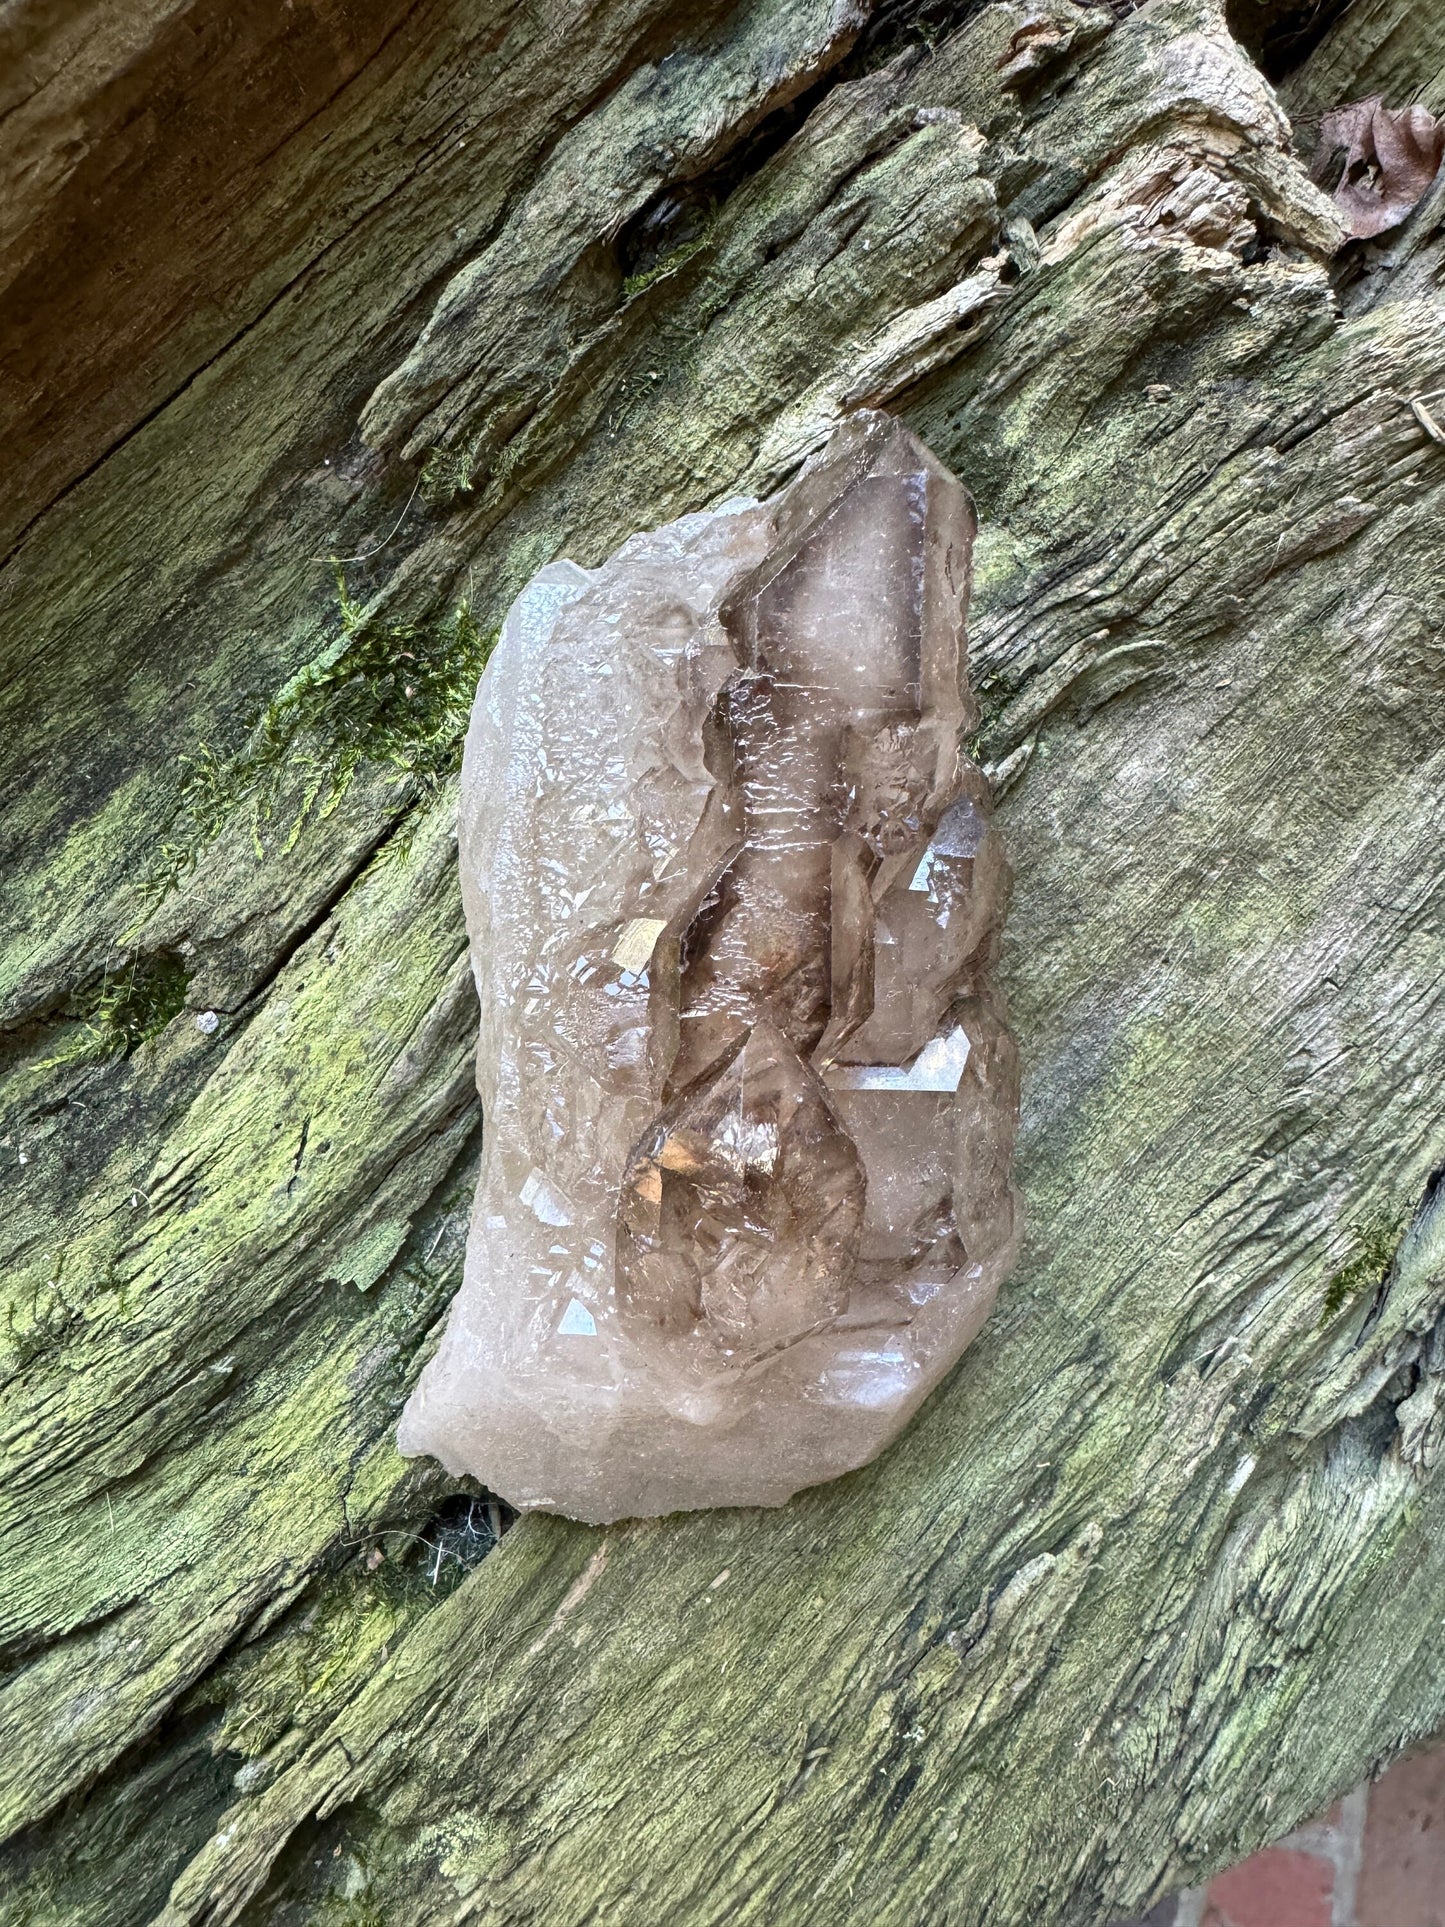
1312;95;1445;240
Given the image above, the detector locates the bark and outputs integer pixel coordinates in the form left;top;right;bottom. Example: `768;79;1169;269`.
2;0;1444;1922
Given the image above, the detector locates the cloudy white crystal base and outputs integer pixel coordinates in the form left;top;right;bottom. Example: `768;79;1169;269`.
401;1259;1006;1523
398;411;1021;1523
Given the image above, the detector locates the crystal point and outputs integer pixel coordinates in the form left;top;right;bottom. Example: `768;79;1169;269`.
398;410;1021;1522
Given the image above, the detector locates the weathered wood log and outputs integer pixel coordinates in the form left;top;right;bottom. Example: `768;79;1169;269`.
2;0;1444;1921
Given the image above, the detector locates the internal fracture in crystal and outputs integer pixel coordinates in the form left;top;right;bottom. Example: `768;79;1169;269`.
398;410;1021;1522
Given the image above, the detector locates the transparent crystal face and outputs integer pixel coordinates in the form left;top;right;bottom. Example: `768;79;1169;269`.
617;1018;866;1361
398;410;1021;1522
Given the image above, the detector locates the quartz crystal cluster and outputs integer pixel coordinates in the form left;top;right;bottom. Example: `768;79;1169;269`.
398;411;1020;1522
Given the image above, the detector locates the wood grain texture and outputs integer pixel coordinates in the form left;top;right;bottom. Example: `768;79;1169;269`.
1;1;1443;1922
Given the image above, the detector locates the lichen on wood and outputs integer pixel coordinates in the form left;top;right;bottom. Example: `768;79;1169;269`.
1;0;1444;1923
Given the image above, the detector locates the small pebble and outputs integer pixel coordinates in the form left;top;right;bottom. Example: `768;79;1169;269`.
1145;383;1172;402
196;1011;220;1035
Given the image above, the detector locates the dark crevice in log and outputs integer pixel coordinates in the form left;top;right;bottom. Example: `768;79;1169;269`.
1226;0;1358;82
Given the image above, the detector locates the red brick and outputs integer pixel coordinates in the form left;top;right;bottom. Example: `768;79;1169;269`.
1203;1845;1334;1927
1357;1744;1445;1927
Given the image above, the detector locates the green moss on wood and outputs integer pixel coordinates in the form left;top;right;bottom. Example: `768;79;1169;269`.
197;1505;501;1762
621;221;715;299
144;570;494;905
419;444;478;508
51;951;190;1064
1321;1218;1407;1326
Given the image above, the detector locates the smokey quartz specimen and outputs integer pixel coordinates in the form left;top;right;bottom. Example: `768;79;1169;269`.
398;411;1020;1522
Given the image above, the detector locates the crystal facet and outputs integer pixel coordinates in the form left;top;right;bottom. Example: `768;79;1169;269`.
398;410;1021;1522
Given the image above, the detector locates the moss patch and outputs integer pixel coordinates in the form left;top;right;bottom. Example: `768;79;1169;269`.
419;443;478;508
196;1497;506;1762
621;222;715;300
52;952;190;1064
145;569;494;905
1321;1217;1406;1325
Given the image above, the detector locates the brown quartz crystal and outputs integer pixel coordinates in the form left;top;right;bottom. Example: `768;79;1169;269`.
398;410;1021;1522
